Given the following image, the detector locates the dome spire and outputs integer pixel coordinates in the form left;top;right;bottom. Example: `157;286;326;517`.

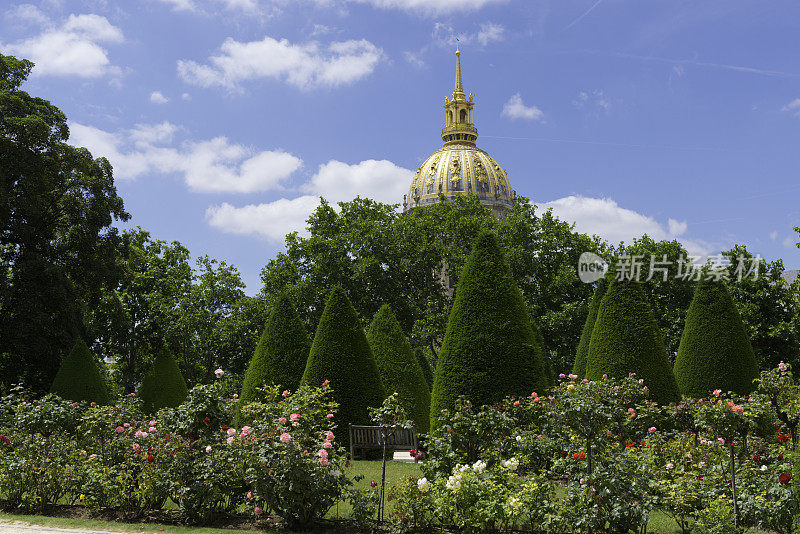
442;40;477;146
454;37;464;95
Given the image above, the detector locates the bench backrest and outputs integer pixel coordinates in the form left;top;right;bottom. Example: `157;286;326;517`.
349;424;418;450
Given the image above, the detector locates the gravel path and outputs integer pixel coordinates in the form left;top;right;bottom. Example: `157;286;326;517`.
0;523;123;534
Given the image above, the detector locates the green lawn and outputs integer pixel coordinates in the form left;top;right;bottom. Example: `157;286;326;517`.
0;460;701;534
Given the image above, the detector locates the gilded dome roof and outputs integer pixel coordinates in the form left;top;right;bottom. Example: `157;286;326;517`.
403;44;515;215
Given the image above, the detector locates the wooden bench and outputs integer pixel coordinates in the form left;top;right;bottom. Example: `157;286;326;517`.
348;424;418;460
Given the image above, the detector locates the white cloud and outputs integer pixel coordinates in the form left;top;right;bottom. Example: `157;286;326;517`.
181;92;192;100
351;0;506;15
0;13;123;78
150;90;169;104
207;196;321;241
6;4;49;25
502;93;544;122
770;230;778;241
433;21;505;47
177;35;383;90
539;196;711;256
207;159;413;241
782;98;800;118
68;121;302;193
151;0;197;11
152;0;263;11
403;50;425;68
783;235;796;249
573;90;611;114
475;22;505;45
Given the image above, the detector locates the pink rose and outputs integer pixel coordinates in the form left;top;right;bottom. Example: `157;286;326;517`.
713;389;722;397
132;443;140;451
278;417;287;425
568;374;578;380
779;362;788;372
247;491;252;500
325;430;335;441
241;426;251;436
323;379;330;385
326;413;334;419
227;428;237;436
648;427;657;433
135;430;147;438
214;368;224;378
148;426;156;432
279;433;291;443
254;506;263;515
227;436;235;445
559;374;566;378
123;423;130;428
318;448;328;458
289;413;300;422
323;440;332;449
149;420;156;427
116;426;125;434
282;390;290;397
320;457;329;466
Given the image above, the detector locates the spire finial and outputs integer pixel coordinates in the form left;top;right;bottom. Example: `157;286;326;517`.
454;37;463;94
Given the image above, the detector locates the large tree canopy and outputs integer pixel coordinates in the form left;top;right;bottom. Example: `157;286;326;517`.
0;54;129;392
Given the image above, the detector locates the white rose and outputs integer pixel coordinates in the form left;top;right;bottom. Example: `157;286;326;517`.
417;477;430;492
214;368;224;378
472;460;487;473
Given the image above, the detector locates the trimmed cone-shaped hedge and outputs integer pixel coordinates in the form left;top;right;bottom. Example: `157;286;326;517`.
50;339;110;404
573;279;608;379
367;305;431;432
241;293;310;403
673;279;759;397
586;280;680;404
302;286;385;448
138;351;188;413
430;231;550;428
415;348;434;391
530;318;553;387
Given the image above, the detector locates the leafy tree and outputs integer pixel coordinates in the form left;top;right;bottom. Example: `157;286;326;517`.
0;54;129;392
723;245;800;370
366;305;431;432
430;231;550;428
573;279;608;378
92;228;192;392
674;278;759;396
259;195;606;376
586;280;681;404
138;350;188;413
50;339;110;404
240;292;309;403
302;285;385;448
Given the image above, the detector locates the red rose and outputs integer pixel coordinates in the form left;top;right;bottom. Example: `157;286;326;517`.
573;453;580;460
221;425;228;431
779;454;784;460
579;452;586;460
753;455;761;463
779;472;791;485
778;433;789;445
146;455;154;463
513;401;520;407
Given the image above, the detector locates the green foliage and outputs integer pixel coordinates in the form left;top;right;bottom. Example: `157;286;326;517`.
586;280;681;404
301;285;385;448
0;54;129;393
674;278;759;397
50;339;110;405
430;232;549;427
415;348;434;390
138;351;188;414
723;245;800;370
366;305;431;432
240;293;309;405
572;279;607;379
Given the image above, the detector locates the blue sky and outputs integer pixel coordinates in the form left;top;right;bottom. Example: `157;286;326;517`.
3;0;799;291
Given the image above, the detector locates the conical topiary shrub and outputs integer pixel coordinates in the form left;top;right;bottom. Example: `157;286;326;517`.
302;285;385;449
586;280;680;404
673;279;759;397
367;305;431;433
573;279;608;379
430;231;550;428
241;293;310;403
415;348;434;391
138;351;188;413
530;317;553;387
50;339;110;404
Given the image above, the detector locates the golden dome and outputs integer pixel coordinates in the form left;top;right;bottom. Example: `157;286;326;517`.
403;42;515;216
